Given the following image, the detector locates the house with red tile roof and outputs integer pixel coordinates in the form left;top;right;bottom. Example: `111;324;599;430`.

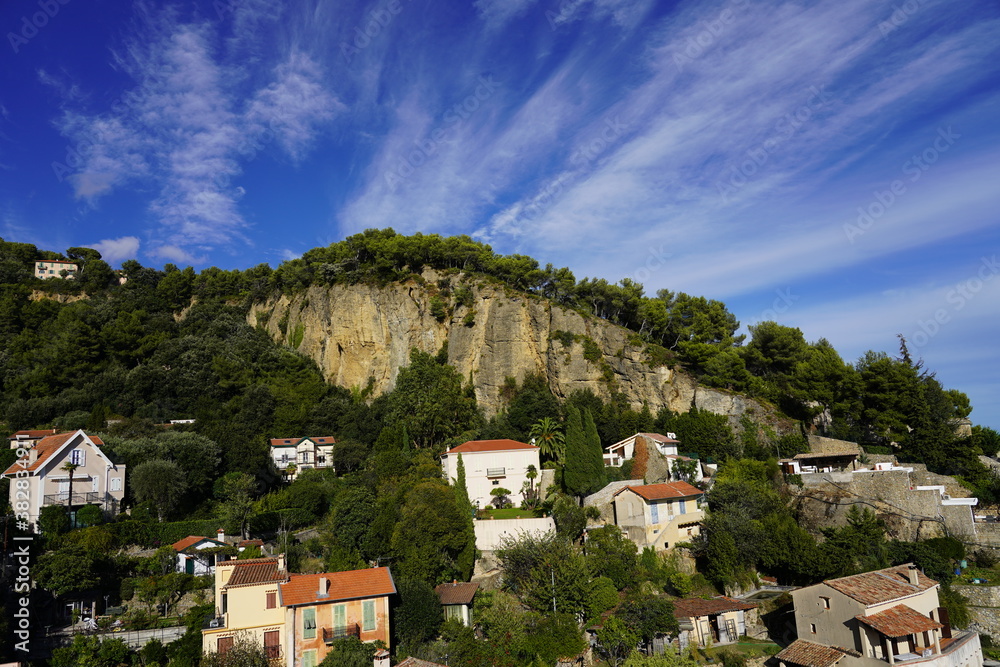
611;481;705;550
170;532;232;575
786;564;982;667
673;596;757;648
269;436;336;480
279;567;396;667
202;556;289;661
1;429;125;530
201;556;396;667
604;433;703;482
7;429;60;450
441;439;540;509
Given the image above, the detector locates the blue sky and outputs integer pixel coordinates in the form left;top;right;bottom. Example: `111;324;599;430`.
2;0;999;429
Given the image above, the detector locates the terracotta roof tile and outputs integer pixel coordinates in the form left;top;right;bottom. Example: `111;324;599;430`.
269;436;336;448
823;564;937;606
618;481;703;501
171;535;226;552
639;432;680;443
775;640;848;667
435;581;479;605
2;432;78;475
445;439;537;454
672;596;756;618
279;567;396;606
855;604;943;638
223;558;287;588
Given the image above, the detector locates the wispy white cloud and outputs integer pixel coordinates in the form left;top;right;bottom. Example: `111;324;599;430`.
51;4;338;259
148;244;207;265
86;236;140;264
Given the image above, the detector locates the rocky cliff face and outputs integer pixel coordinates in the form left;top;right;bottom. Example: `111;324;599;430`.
248;273;786;426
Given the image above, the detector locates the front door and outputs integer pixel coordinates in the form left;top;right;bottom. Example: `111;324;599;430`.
185;557;195;575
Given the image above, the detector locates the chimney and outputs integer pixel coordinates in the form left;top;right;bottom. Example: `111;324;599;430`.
277;553;286;572
907;564;920;586
318;577;329;598
217;528;225;543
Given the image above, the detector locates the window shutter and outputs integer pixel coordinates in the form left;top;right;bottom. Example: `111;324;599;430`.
363;600;376;631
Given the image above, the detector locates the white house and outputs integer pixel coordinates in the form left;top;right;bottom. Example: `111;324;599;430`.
269;436;336;481
441;439;540;509
34;260;78;279
1;430;126;530
605;432;702;482
171;531;231;575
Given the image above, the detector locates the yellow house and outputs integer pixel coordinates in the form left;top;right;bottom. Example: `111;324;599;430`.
279;568;396;667
202;556;288;662
611;481;704;550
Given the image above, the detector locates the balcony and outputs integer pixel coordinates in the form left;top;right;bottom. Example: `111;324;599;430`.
43;491;105;506
323;624;360;643
202;615;227;630
486;467;506;478
264;645;282;661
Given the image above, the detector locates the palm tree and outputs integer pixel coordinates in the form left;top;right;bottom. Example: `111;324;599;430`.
61;461;79;528
529;417;565;463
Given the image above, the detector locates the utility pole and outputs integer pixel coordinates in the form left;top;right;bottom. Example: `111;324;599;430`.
551;566;557;613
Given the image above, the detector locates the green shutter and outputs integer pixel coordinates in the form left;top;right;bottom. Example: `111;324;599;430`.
363;600;375;631
334;604;346;629
303;649;317;667
303;608;316;639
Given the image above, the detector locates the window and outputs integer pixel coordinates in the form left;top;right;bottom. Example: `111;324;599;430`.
217;637;234;654
492;479;500;485
300;451;309;463
334;604;346;630
110;478;121;491
650;502;659;524
317;455;326;464
303;608;316;639
679;499;687;515
302;649;317;667
820;597;830;610
363;600;376;631
266;592;276;609
810;624;816;634
70;449;85;466
221;593;227;614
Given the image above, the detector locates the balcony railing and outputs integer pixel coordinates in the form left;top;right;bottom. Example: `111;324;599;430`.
264;645;282;659
486;467;506;477
43;491;105;506
203;615;227;630
323;624;360;643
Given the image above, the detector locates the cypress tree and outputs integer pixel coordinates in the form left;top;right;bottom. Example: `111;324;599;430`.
454;454;473;515
582;408;606;493
563;405;589;499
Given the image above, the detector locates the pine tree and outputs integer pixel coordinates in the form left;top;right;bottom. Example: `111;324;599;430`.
563;405;589;499
583;408;606;493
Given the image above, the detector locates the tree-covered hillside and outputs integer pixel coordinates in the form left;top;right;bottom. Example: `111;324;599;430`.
0;232;996;488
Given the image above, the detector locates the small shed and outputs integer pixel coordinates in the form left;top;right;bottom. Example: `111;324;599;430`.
434;581;479;627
